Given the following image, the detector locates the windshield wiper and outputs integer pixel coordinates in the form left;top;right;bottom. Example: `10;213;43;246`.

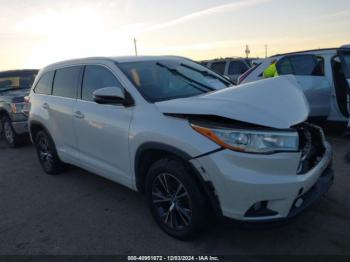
180;63;233;86
156;62;215;92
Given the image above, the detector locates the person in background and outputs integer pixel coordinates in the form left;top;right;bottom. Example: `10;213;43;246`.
263;59;279;78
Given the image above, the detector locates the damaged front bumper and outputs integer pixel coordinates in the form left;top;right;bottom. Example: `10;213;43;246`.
191;124;333;222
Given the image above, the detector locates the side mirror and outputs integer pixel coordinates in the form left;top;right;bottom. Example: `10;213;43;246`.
93;86;129;105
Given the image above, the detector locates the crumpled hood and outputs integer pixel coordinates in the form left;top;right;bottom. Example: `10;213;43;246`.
155;76;310;129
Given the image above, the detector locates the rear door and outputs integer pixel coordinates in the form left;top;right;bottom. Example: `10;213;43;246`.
276;54;331;118
337;49;350;124
48;66;82;162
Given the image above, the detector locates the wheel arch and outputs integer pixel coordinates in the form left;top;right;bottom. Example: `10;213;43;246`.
29;120;51;142
134;142;222;216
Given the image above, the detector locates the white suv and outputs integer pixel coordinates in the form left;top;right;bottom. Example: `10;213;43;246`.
28;56;333;239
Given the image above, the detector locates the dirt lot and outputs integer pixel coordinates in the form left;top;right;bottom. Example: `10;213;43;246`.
0;134;349;255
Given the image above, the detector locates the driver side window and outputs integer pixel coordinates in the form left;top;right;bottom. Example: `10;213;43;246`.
82;65;123;102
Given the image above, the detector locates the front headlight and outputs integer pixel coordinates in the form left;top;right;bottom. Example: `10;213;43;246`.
191;123;299;153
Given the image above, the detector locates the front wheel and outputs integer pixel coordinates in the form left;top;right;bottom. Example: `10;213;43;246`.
145;158;209;240
34;130;64;175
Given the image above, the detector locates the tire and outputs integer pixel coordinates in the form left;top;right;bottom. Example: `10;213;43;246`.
145;158;209;240
34;130;64;175
1;116;23;148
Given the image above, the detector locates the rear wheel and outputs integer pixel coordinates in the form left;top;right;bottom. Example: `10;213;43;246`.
1;116;23;148
145;158;209;240
34;130;64;175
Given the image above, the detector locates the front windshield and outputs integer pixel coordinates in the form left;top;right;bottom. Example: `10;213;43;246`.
0;73;36;92
117;59;232;102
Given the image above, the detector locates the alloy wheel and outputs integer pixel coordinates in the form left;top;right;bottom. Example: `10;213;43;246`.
37;135;54;170
152;173;192;230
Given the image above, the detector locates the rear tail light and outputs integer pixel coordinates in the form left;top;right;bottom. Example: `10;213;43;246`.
238;63;261;84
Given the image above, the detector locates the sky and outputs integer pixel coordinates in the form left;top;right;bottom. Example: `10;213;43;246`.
0;0;350;70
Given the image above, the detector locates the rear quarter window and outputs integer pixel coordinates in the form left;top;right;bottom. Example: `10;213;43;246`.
34;71;54;95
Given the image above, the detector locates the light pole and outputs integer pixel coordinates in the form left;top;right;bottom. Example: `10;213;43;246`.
245;45;250;59
134;38;138;56
265;44;268;58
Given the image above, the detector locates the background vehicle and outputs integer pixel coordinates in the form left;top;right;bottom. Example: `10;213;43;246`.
28;56;332;239
0;69;38;147
200;58;251;84
238;46;350;131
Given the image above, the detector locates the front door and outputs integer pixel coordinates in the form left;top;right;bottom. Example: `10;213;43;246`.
337;49;350;128
73;65;134;187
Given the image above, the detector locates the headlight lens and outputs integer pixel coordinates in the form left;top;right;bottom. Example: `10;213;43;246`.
191;123;299;153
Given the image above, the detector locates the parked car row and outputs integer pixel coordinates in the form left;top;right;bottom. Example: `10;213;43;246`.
0;51;344;239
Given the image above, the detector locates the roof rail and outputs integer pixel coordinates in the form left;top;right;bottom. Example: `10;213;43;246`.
271;47;339;57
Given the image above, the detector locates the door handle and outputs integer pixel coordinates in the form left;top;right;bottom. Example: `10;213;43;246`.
74;111;85;119
42;103;50;110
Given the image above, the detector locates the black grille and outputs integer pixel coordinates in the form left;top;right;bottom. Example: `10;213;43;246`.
297;123;326;174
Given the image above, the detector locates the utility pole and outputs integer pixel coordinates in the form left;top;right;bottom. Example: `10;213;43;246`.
245;45;250;59
265;44;268;58
134;38;138;56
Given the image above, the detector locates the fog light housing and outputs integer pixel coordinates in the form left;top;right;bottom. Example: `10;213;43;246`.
245;201;278;218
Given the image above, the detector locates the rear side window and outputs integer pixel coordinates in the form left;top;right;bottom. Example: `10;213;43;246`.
228;61;248;75
290;55;319;75
34;71;54;95
277;55;323;76
277;57;293;75
52;66;81;98
210;62;226;75
82;65;123;101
